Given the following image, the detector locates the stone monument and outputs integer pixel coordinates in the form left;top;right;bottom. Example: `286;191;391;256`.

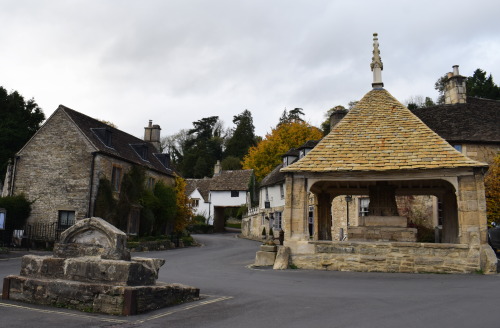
2;217;199;315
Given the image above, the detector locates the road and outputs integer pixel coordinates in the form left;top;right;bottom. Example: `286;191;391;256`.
1;233;500;328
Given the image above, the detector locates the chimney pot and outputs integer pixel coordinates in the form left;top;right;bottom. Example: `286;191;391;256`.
452;65;460;76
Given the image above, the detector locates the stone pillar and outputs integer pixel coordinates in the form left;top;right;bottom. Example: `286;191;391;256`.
441;191;458;243
456;170;487;245
283;174;308;240
317;192;333;240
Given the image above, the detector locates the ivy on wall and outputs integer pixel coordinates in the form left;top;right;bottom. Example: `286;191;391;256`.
94;165;185;236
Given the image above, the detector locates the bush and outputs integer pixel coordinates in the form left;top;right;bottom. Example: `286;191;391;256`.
187;223;214;234
0;194;32;230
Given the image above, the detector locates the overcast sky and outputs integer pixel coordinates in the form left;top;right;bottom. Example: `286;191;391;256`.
1;0;499;139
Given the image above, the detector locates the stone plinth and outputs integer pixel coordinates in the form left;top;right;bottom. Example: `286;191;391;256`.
254;244;277;266
2;217;200;315
358;216;407;227
348;226;417;242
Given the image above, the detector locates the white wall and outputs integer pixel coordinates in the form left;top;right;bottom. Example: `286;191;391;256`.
259;183;285;209
189;189;212;223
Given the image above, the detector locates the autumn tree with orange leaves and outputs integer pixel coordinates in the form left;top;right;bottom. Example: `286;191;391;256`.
242;121;323;181
174;175;193;232
485;153;500;225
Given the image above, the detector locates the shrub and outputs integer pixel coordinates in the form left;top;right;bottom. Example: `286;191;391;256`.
0;194;32;230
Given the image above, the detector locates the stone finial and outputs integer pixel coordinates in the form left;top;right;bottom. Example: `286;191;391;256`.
370;33;384;88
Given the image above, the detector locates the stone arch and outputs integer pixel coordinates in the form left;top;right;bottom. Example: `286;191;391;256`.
308;178;459;243
54;217;130;260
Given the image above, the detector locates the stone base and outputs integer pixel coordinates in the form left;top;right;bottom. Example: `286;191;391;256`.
358;216;407;227
254;251;276;266
348;226;417;242
2;275;200;315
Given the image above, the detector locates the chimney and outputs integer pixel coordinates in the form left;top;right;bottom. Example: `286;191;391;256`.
213;160;222;176
144;120;161;152
330;106;348;131
444;65;467;104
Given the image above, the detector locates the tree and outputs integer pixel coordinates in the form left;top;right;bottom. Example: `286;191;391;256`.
224;109;257;160
466;69;500;100
404;96;435;110
321;105;347;136
242;121;323;181
0;87;45;179
278;108;305;126
434;74;448;104
181;116;226;178
485;154;500;225
174;176;192;232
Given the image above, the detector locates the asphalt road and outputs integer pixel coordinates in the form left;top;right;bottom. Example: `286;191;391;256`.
1;233;500;328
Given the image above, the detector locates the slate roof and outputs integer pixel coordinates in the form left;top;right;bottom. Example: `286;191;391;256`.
185;178;212;201
298;140;320;150
411;97;500;143
282;88;487;173
186;170;253;198
210;170;253;191
60;105;175;176
260;164;285;187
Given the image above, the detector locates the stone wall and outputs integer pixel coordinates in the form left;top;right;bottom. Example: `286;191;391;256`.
14;110;95;224
90;155;175;217
288;240;497;274
463;143;500;165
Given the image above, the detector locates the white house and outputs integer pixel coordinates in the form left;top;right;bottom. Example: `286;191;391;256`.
186;166;254;232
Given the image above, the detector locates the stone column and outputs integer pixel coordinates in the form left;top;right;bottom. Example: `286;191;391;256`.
283;174;309;241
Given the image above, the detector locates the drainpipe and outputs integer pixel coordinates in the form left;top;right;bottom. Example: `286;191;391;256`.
9;156;20;196
87;152;98;217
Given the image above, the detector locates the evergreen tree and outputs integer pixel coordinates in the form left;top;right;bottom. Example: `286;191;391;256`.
181;116;225;178
224;109;257;160
0;87;45;179
466;69;500;99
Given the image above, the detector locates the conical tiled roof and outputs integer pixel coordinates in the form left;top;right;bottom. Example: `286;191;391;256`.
282;88;487;173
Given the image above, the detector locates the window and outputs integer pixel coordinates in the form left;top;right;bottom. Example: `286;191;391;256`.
273;212;282;230
452;144;462;152
231;190;239;197
280;184;284;199
359;198;370;217
58;211;75;229
147;177;156;190
191;199;200;208
127;207;140;235
111;166;122;192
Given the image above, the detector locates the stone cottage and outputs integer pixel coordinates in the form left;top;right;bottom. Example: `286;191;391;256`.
278;34;496;274
2;105;175;236
186;162;254;232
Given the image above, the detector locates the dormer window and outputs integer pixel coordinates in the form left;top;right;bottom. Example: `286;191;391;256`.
131;144;149;161
299;149;306;159
154;153;171;169
91;127;113;148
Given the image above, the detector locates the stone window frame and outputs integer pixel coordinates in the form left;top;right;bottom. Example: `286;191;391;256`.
58;210;75;229
111;165;123;192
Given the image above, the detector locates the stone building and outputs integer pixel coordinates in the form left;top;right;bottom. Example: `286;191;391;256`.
278;34;496;274
2;105;175;235
243;142;319;239
411;65;500;166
